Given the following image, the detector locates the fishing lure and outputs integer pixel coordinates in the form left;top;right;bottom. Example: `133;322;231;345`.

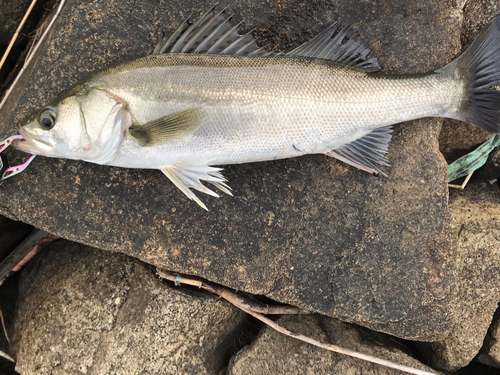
0;135;36;184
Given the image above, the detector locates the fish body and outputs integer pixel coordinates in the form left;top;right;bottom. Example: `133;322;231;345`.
14;9;500;209
95;55;461;169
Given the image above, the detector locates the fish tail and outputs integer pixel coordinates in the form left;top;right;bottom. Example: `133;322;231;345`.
441;15;500;133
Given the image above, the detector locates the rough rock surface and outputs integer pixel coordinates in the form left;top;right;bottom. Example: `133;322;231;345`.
13;241;246;375
228;315;436;375
0;0;463;340
417;182;500;371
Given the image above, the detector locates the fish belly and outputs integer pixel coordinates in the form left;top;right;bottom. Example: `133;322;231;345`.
99;56;456;169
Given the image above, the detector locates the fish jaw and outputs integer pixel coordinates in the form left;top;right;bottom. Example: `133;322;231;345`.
13;123;56;156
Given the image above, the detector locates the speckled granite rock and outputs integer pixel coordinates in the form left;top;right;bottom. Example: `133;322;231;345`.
417;182;500;371
0;0;463;340
13;240;246;375
228;315;436;375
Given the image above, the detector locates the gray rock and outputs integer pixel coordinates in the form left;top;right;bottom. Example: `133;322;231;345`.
417;182;500;371
13;241;246;375
228;315;436;375
0;0;463;340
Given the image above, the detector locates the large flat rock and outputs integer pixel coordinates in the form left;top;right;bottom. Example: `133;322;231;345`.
0;0;462;339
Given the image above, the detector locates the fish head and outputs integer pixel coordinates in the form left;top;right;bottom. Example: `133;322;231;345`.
14;88;131;164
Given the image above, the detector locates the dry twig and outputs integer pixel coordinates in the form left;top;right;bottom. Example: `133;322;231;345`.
158;270;436;375
0;231;58;287
0;305;8;343
0;349;14;363
0;0;38;73
157;269;310;315
0;0;68;112
448;171;473;189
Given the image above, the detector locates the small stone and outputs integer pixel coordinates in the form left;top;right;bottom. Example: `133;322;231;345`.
228;315;436;375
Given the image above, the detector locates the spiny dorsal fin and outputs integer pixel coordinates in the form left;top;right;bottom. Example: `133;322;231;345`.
152;8;379;72
326;126;392;176
129;108;203;146
153;6;275;57
286;22;381;72
161;164;232;210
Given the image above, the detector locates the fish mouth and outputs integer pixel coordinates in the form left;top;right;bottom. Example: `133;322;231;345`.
13;124;55;156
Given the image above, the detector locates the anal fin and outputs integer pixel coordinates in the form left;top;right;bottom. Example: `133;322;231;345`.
161;164;232;210
326;126;393;176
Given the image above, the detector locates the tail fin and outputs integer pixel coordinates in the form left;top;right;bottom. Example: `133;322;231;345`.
446;15;500;133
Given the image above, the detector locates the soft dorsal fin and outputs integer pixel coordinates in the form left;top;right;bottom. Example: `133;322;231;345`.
286;22;381;72
326;126;393;176
152;8;380;72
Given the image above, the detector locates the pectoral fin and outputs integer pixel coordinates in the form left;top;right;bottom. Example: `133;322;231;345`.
161;164;232;210
129;108;203;146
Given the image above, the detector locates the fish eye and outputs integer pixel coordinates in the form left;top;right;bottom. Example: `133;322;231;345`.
39;107;57;130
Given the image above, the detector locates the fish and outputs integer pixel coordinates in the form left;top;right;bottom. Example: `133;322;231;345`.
13;7;500;210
